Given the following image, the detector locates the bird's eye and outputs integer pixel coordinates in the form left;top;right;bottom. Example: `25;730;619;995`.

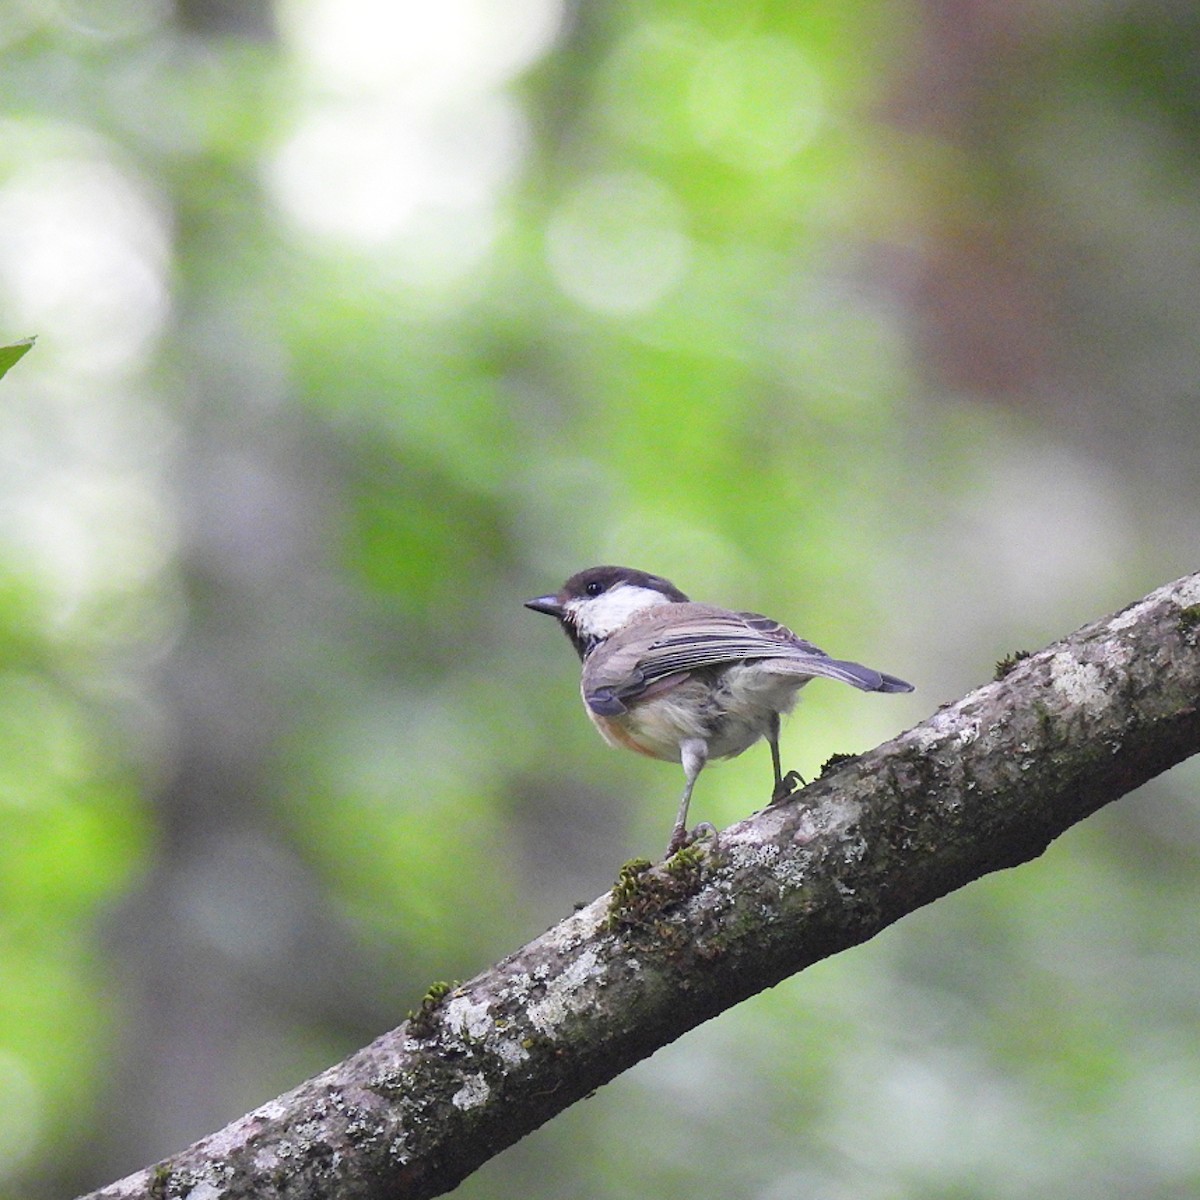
585;580;604;597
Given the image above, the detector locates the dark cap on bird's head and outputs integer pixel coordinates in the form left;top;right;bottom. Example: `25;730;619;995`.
525;565;689;614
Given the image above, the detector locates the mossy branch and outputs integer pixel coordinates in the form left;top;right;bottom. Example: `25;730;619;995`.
80;573;1200;1200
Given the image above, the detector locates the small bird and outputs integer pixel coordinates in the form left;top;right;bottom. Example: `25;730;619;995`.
526;565;913;855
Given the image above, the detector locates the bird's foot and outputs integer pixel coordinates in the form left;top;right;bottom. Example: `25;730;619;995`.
666;821;718;857
770;770;806;805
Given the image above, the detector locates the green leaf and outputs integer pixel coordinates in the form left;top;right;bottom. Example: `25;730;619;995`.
0;337;35;381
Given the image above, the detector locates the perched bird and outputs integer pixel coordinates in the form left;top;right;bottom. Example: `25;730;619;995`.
526;565;913;855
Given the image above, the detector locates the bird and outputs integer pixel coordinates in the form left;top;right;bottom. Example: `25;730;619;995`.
526;565;913;855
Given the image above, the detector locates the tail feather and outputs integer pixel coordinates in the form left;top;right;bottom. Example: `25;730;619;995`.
766;656;914;693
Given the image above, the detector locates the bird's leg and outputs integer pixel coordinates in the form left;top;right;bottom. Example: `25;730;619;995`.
767;712;804;804
668;738;708;855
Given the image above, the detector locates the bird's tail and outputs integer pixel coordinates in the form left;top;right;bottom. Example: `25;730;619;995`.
769;656;914;694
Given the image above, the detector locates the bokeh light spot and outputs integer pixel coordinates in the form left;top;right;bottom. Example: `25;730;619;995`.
690;35;825;170
546;172;691;315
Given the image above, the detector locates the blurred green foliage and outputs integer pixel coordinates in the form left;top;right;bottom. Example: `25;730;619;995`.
1;1;1200;1198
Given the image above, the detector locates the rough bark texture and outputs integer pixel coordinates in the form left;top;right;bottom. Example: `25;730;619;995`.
81;572;1200;1200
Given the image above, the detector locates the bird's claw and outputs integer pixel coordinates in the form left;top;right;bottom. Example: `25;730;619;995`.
666;821;718;857
770;770;805;805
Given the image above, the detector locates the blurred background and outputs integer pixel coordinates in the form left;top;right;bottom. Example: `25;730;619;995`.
2;0;1200;1196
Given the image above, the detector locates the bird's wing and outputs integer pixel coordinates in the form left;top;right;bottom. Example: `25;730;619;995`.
582;604;912;715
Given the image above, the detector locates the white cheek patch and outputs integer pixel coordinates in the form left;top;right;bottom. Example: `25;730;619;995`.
567;585;673;640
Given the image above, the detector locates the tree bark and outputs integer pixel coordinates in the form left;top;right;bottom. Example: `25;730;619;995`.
80;572;1200;1200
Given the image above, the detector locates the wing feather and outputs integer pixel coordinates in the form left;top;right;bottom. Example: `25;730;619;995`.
581;602;912;713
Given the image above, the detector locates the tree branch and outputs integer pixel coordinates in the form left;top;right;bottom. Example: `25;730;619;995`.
81;572;1200;1200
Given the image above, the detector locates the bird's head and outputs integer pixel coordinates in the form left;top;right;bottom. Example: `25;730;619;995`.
525;565;689;658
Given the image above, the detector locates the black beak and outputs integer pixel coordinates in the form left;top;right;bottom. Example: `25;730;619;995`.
525;593;565;618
